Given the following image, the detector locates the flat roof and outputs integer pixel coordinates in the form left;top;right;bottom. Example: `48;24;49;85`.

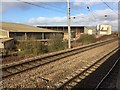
1;22;63;33
0;38;13;43
37;25;96;27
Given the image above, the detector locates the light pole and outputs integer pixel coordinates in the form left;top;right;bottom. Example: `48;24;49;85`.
67;0;71;48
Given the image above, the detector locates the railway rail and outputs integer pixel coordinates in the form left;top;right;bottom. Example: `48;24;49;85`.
1;38;118;80
95;54;120;90
55;47;119;90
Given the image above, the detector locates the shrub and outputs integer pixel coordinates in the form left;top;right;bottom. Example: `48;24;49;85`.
16;36;48;57
17;35;67;57
48;35;67;52
77;34;96;45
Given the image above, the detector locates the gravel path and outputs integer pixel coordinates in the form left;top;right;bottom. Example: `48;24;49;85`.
2;41;119;88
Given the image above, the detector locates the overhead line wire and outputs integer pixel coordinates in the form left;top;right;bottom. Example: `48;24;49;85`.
40;2;67;11
102;1;118;15
17;0;66;14
86;6;96;20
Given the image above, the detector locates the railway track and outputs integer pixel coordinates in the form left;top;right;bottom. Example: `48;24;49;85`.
1;38;117;80
55;47;119;90
95;54;120;90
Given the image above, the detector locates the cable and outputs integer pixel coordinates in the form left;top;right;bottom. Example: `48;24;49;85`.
86;6;96;20
17;0;66;14
40;2;67;11
70;2;99;14
102;1;117;15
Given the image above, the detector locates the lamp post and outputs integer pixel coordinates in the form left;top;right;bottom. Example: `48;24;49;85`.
67;0;71;48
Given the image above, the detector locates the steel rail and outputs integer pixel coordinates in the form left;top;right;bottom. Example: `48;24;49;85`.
1;38;117;80
2;38;116;69
56;47;119;90
95;54;120;90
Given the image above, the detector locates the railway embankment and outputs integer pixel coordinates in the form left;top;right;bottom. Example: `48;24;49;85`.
1;40;119;89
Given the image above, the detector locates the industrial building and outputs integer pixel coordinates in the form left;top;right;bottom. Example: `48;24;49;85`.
37;26;96;40
97;24;112;35
0;22;63;50
1;22;63;40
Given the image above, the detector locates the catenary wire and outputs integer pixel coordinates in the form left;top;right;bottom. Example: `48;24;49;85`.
17;0;67;14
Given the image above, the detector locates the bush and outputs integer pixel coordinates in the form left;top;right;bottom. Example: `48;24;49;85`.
77;34;96;45
48;35;67;52
16;35;67;57
17;37;48;57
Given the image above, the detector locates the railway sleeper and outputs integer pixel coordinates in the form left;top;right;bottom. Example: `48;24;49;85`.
64;85;71;89
68;82;77;87
14;65;27;70
82;66;88;69
65;76;73;80
74;78;82;83
28;62;40;66
75;70;81;74
79;75;86;79
83;72;89;76
61;79;69;83
5;68;19;73
22;63;34;68
86;70;93;74
89;68;96;71
2;71;11;77
35;60;44;64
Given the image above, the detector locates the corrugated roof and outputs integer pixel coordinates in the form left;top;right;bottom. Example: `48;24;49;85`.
0;22;63;33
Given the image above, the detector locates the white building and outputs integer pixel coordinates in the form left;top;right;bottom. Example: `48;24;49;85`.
97;24;112;35
84;26;96;35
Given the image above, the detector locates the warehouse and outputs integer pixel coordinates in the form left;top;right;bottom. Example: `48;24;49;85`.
1;22;63;41
0;22;64;53
37;25;96;40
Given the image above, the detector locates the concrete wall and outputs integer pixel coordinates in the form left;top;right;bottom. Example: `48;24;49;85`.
84;27;96;35
38;26;85;40
64;32;69;40
0;30;9;38
0;39;14;50
99;31;107;35
4;39;14;49
9;32;63;40
88;30;93;35
0;42;4;49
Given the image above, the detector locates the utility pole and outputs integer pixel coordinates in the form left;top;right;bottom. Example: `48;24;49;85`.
67;0;71;48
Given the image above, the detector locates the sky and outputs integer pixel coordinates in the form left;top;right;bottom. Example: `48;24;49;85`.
0;0;119;31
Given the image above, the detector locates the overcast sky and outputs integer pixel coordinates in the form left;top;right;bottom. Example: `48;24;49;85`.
0;0;119;31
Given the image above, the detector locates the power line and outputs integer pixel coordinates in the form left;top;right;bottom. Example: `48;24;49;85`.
70;2;99;14
40;2;67;12
40;2;84;16
87;6;96;20
17;0;66;14
102;1;118;15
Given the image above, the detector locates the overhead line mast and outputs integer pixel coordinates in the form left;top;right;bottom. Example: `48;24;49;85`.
67;0;71;48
